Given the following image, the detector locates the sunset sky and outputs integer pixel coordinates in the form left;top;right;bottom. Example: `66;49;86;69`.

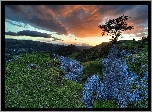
5;5;148;46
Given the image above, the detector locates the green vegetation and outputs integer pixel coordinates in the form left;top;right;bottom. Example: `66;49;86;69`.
5;52;85;108
117;40;144;52
5;51;119;108
75;43;112;62
81;58;103;83
5;37;148;108
69;51;80;60
51;44;80;57
93;100;119;108
119;41;148;78
127;98;148;108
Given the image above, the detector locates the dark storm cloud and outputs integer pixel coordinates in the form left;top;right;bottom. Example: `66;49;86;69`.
17;30;51;38
5;30;52;38
45;5;67;14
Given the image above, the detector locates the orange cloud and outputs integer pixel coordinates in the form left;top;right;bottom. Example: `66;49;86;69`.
5;5;148;41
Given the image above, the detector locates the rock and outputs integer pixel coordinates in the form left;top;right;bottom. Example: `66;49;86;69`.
63;72;82;82
100;44;148;108
55;55;83;82
119;50;132;58
96;82;105;100
45;62;51;67
82;74;104;108
142;71;148;80
145;41;148;44
27;64;40;69
106;44;119;60
102;58;131;107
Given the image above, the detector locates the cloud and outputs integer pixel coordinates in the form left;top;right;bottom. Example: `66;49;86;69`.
111;5;136;15
5;5;26;13
5;30;52;38
57;6;101;37
82;43;90;46
5;5;148;38
126;5;148;25
5;5;69;35
135;32;147;37
45;5;81;17
5;31;18;36
52;37;61;41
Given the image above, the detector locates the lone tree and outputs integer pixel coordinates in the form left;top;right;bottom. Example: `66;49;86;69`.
98;15;134;44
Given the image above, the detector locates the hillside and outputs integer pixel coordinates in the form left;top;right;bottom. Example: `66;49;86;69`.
76;46;93;51
5;39;94;62
5;38;149;108
51;44;80;57
5;38;64;62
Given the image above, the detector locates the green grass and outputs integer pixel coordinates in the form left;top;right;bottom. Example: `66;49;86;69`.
121;44;148;78
93;100;119;108
5;52;85;108
117;40;139;51
5;39;148;108
69;51;80;60
81;58;103;83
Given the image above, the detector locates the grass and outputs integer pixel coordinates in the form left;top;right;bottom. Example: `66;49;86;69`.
121;44;148;78
69;51;80;60
5;52;85;108
81;58;103;83
93;100;119;108
5;39;148;108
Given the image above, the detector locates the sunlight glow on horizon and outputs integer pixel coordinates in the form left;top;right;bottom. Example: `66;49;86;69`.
5;17;145;47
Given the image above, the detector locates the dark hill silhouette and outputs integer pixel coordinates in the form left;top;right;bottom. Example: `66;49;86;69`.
76;46;93;51
51;44;81;56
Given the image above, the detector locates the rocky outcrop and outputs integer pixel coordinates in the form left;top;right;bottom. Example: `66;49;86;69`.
54;54;83;82
100;44;148;108
82;44;148;108
53;43;148;108
26;64;40;69
82;74;104;108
